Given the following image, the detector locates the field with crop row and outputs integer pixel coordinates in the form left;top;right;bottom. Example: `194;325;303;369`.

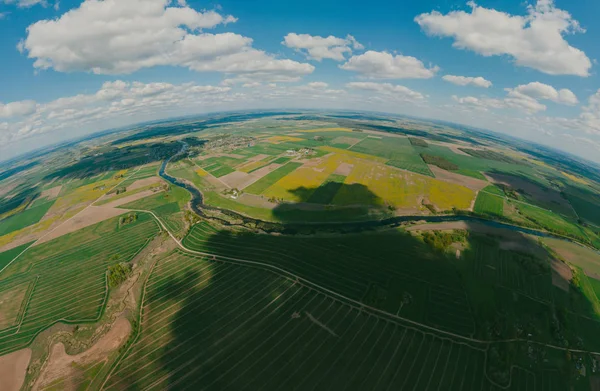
0;214;160;355
105;249;563;390
474;190;504;216
183;222;475;336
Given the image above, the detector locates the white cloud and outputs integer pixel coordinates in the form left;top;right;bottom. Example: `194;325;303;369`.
19;0;313;82
2;0;46;8
340;50;438;79
442;75;492;88
0;100;37;118
282;33;363;61
347;82;425;101
506;82;578;105
415;0;591;76
451;95;506;111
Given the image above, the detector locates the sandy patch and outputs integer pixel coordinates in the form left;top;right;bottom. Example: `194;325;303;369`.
127;176;162;191
102;189;161;208
551;259;572;292
429;165;488;191
334;163;354;176
0;348;31;391
33;318;131;391
250;163;283;178
39;185;62;201
220;171;257;189
34;206;128;245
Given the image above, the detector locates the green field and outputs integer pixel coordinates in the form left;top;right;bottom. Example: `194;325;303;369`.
184;223;475;336
104;245;567;390
245;162;303;195
0;199;56;236
0;242;33;271
473;189;504;216
350;137;433;176
0;213;160;355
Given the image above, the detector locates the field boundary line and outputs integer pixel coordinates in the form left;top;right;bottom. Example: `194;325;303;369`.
0;166;145;276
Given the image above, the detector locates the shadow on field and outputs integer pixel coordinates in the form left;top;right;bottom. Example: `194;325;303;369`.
121;183;600;390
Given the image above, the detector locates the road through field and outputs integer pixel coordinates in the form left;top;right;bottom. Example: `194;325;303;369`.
0;166;145;275
135;207;600;356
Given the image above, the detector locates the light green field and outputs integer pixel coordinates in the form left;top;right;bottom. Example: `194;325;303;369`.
473;189;504;216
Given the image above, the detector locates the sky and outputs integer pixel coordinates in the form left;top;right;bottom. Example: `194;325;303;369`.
2;0;600;163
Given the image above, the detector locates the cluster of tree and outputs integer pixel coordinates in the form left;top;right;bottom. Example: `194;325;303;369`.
421;230;468;252
408;137;428;148
119;213;138;226
420;154;459;171
115;187;127;195
107;262;132;287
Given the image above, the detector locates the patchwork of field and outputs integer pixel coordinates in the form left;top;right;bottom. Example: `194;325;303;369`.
0;213;159;356
183;222;476;336
104;249;564;391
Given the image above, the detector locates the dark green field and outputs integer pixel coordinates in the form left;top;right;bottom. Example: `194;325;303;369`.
0;199;56;236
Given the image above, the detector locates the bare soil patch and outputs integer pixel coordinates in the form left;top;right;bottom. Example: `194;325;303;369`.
39;185;62;201
0;348;31;391
428;141;473;156
551;259;572;292
334;163;354;176
0;181;20;197
429;165;488;191
102;189;162;208
250;163;283;179
483;172;565;207
237;193;278;209
127;176;163;191
220;171;257;189
246;154;269;162
33;318;131;391
35;206;128;246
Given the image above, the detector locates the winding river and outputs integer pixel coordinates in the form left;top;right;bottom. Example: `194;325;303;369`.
159;148;598;250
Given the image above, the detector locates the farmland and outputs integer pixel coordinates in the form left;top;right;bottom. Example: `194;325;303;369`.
0;213;159;355
105;249;561;391
1;111;600;390
473;189;504;216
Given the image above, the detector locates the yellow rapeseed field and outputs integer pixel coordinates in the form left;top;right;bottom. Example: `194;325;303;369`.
264;136;305;144
258;148;475;210
195;168;208;177
561;171;589;185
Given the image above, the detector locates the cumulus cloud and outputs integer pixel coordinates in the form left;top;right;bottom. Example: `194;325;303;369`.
347;82;425;101
282;33;363;61
0;100;37;118
452;95;506;111
442;75;492;88
0;81;234;146
506;82;578;105
415;0;591;76
19;0;313;82
340;51;438;79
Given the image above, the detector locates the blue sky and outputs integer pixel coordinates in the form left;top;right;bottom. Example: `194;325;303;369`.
2;0;600;163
